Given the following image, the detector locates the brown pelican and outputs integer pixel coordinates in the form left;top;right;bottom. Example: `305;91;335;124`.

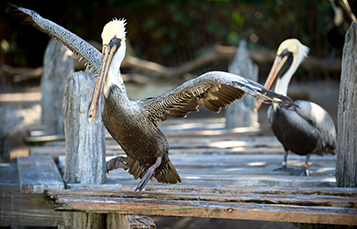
12;5;295;191
256;39;337;176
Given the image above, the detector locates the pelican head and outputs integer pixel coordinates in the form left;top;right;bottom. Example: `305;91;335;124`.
88;19;127;123
256;39;309;110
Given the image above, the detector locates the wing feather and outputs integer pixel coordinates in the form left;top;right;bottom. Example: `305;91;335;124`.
294;100;337;149
10;4;101;72
141;71;295;122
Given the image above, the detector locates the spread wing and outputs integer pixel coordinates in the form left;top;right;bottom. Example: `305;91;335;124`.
294;100;337;148
140;71;296;122
10;4;101;72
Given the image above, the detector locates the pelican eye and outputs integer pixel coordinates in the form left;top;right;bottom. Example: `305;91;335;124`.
109;36;121;48
279;48;293;58
281;48;289;55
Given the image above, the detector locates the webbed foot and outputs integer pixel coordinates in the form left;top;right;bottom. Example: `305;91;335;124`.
273;165;292;172
106;156;130;173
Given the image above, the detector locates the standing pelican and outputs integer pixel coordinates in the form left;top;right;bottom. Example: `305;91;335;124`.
256;39;337;176
12;5;295;191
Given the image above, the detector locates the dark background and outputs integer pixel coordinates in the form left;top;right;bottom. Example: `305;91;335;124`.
1;0;355;86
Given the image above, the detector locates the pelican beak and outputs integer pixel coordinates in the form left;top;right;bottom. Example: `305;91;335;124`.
255;53;289;110
87;38;121;123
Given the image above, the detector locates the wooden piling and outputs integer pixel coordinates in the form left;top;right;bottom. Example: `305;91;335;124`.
225;40;259;128
62;70;106;185
336;22;357;187
41;38;74;135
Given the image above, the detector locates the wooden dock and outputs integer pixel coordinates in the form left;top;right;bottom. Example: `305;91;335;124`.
1;117;357;227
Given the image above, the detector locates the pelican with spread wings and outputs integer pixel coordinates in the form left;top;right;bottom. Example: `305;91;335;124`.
12;5;295;191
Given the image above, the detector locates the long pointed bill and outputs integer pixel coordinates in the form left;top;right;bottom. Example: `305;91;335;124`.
255;55;288;110
87;44;118;123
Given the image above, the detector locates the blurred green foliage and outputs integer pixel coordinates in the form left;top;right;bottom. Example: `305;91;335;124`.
1;0;344;68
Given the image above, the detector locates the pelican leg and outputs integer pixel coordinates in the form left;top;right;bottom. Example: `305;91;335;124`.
106;156;131;173
273;150;292;171
290;154;310;176
135;157;162;192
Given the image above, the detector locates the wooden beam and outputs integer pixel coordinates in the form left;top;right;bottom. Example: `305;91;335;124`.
70;185;357;197
17;155;64;193
0;184;64;227
45;187;357;225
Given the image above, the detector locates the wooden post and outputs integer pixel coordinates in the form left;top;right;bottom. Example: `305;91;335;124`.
225;40;259;128
107;214;156;229
62;70;106;185
61;70;107;228
336;22;357;187
41;38;74;135
59;212;106;229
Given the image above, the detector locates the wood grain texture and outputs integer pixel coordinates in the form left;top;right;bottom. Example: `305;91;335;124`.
41;38;73;135
62;70;106;185
45;186;357;225
336;22;357;187
107;214;156;229
0;164;63;227
17;155;64;193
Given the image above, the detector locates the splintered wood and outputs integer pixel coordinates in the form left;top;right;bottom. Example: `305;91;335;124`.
45;186;357;225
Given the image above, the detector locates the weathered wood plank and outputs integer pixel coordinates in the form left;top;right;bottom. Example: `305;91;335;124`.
106;136;282;149
159;117;226;126
161;126;261;138
17;155;64;193
37;135;282;149
106;173;336;188
45;188;357;225
0;164;64;227
104;153;337;188
106;153;336;175
46;187;357;209
68;185;357;197
0;184;64;227
0;163;19;183
56;197;357;225
30;145;286;161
